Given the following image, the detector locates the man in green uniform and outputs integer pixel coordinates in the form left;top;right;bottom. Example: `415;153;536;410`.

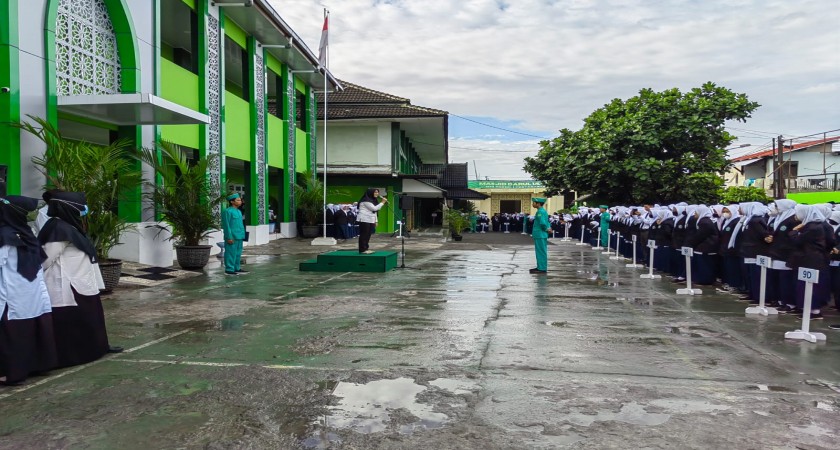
222;193;247;275
530;197;550;274
599;205;610;247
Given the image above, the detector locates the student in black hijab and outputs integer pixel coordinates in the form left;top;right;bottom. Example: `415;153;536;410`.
356;188;387;254
0;196;58;385
38;191;120;368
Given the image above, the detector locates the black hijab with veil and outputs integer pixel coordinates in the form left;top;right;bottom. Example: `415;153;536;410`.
37;191;97;263
0;195;47;281
358;188;380;206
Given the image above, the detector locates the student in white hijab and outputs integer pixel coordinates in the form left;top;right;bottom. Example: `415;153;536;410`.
762;199;799;310
716;204;743;293
787;205;831;319
828;210;840;321
684;205;719;285
736;202;771;302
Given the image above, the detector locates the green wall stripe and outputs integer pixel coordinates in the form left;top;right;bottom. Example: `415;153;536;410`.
224;17;247;49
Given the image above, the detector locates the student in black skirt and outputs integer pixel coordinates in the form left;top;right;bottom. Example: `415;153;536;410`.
685;206;720;285
0;196;57;385
670;205;689;280
38;192;121;368
787;205;831;319
765;200;798;311
737;203;771;301
718;204;743;293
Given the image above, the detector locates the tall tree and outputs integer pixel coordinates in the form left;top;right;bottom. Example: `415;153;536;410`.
524;82;759;204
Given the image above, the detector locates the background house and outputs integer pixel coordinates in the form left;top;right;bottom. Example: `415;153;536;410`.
316;81;485;233
728;136;840;203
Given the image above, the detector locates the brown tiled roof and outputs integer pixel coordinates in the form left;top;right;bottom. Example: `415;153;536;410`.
731;136;839;162
316;80;409;104
316;80;447;120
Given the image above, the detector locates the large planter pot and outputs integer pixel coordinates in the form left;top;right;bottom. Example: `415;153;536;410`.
301;225;320;238
98;258;123;293
452;234;463;242
176;245;212;270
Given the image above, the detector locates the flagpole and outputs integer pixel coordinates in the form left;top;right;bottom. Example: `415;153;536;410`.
322;9;328;240
313;8;334;245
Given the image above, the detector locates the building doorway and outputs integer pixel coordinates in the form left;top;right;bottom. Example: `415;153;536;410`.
499;200;521;214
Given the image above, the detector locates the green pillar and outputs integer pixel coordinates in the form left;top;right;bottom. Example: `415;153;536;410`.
0;0;20;194
281;66;296;222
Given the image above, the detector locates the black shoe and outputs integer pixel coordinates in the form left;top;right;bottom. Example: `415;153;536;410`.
748;300;760;305
828;324;840;330
0;378;23;387
236;269;249;274
798;312;823;320
738;294;752;300
776;305;794;314
225;271;239;276
107;346;124;353
529;268;547;274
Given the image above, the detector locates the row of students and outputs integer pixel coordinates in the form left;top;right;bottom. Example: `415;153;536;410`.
0;192;120;386
599;201;840;321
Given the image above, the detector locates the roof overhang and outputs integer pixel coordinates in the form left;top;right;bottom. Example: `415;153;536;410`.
57;93;209;126
732;158;762;168
220;0;341;91
402;178;446;198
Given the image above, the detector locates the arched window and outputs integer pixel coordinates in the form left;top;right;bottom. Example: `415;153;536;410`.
55;0;121;95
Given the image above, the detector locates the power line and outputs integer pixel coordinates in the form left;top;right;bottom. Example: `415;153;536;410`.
449;114;551;139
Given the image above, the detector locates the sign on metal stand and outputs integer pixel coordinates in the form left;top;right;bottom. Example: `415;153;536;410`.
746;255;778;316
602;231;613;255
593;226;601;250
626;234;643;268
676;246;702;295
503;223;510;234
561;223;571;241
576;225;587;246
641;239;661;279
610;233;623;260
785;268;827;343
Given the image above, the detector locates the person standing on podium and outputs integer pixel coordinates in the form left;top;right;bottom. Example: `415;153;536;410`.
530;197;550;274
357;188;387;254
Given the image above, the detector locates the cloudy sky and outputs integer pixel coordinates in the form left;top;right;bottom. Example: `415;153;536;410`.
269;0;840;180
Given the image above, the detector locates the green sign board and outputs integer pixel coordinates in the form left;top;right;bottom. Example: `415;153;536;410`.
468;180;545;190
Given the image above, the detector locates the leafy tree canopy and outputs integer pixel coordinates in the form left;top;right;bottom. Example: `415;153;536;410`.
524;82;759;204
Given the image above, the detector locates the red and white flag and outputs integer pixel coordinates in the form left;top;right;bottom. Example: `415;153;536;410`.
318;11;329;67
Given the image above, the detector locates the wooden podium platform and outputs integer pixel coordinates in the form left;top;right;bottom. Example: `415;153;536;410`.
299;250;399;273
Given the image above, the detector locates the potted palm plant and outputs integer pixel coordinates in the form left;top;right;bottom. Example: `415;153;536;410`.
21;117;141;292
137;141;223;269
294;170;324;238
445;208;469;241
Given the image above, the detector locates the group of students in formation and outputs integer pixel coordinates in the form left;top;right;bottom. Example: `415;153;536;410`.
322;203;362;240
464;212;529;233
0;191;120;386
562;201;840;323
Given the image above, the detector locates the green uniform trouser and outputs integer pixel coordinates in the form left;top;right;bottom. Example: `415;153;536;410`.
534;237;548;271
224;240;243;272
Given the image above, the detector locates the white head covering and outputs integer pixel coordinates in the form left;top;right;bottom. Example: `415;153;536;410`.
794;204;808;222
694;205;713;228
722;204;741;230
802;205;827;225
830;210;840;230
773;199;797;231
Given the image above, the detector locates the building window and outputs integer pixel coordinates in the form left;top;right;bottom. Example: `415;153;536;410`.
224;36;249;101
295;90;306;130
267;69;283;119
160;0;198;73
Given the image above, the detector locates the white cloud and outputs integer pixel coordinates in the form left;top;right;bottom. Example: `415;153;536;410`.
270;0;840;178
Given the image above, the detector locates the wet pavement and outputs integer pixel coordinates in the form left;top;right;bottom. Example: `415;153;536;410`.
2;233;840;449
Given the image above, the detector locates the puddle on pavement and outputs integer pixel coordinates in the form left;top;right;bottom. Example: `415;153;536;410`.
304;377;477;447
543;321;569;327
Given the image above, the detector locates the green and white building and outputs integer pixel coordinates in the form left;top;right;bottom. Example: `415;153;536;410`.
0;0;340;265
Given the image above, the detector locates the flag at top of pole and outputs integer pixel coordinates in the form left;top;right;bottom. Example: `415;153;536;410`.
318;10;329;67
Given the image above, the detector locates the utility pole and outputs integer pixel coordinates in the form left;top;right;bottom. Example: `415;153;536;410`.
772;138;778;198
778;135;785;199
